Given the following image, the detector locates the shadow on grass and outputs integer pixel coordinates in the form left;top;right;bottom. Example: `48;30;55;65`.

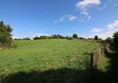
104;50;118;83
1;68;91;83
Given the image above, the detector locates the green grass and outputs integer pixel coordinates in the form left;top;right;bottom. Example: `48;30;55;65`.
0;39;101;83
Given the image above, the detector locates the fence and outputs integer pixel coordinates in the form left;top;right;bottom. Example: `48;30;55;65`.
90;47;104;83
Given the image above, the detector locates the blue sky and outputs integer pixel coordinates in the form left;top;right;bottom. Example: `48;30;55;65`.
0;0;118;39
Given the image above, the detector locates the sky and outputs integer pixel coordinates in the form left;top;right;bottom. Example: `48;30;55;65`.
0;0;118;39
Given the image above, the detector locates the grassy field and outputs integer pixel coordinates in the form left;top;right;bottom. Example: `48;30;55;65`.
0;39;101;83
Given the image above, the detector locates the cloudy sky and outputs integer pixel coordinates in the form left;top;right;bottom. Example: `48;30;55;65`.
0;0;118;39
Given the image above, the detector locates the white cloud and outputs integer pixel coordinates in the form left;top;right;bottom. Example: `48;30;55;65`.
90;28;103;33
99;20;118;39
54;14;77;23
96;29;118;39
76;0;101;9
75;0;101;21
107;20;118;29
88;19;118;39
86;30;116;39
67;15;77;21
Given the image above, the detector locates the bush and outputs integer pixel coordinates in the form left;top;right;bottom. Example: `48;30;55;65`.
113;31;118;49
0;33;12;47
105;37;114;47
68;37;74;40
0;21;13;47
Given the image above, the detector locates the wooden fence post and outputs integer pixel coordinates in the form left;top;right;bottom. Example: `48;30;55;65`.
90;53;94;83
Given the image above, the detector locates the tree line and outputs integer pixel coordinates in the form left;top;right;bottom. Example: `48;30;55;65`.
33;34;78;40
14;34;101;40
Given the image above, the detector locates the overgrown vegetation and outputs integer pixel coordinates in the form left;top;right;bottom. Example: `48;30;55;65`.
0;21;13;48
113;31;118;49
98;31;118;83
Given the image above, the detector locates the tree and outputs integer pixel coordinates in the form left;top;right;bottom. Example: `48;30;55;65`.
94;35;98;40
0;21;13;47
73;33;78;38
113;31;118;49
6;25;13;33
51;34;64;39
105;37;113;43
33;36;40;40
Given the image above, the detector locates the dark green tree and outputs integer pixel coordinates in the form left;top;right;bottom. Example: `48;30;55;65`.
113;31;118;49
105;37;113;43
6;25;13;33
94;35;98;40
0;21;13;47
73;33;78;38
33;36;40;40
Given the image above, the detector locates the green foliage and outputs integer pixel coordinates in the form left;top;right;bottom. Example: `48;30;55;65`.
105;37;112;42
40;35;49;39
0;34;12;46
33;34;65;40
22;37;31;40
6;25;13;33
65;36;73;40
0;21;13;47
113;31;118;49
73;33;78;38
105;37;114;48
33;36;40;40
78;37;86;40
94;35;98;40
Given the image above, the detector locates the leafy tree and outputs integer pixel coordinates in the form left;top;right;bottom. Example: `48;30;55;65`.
105;37;114;48
0;21;13;47
73;33;78;38
113;31;118;49
40;36;49;39
6;25;13;33
51;34;64;39
33;36;40;40
105;37;113;43
94;35;98;40
65;36;69;39
23;37;31;40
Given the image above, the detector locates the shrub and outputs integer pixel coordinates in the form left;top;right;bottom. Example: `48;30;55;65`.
0;21;13;47
113;31;118;49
